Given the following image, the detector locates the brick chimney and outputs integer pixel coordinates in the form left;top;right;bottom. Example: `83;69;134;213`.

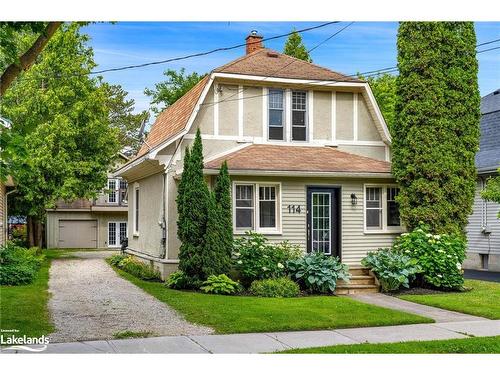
245;30;263;54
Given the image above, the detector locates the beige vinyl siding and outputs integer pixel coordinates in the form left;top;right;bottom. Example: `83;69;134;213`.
312;91;332;140
336;92;354;140
232;176;399;265
243;86;263;137
466;178;500;255
218;84;238;136
358;94;382;141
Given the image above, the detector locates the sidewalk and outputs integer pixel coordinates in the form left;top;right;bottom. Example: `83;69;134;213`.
4;320;499;354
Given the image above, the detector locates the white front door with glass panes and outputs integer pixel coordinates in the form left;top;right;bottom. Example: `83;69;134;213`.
108;222;127;247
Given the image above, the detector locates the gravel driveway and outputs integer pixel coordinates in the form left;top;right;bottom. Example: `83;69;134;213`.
48;251;212;343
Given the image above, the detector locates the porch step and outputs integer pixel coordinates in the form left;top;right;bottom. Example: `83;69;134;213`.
335;284;380;295
337;275;375;286
335;267;380;295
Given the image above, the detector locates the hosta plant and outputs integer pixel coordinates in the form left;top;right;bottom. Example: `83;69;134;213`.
287;252;350;293
361;248;421;292
200;274;241;295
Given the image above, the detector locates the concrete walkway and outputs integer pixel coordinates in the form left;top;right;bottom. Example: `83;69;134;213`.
348;293;488;322
6;320;499;353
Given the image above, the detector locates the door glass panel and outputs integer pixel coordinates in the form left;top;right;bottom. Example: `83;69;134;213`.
311;192;331;255
108;222;116;246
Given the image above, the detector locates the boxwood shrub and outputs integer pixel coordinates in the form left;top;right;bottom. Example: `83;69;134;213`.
249;277;300;297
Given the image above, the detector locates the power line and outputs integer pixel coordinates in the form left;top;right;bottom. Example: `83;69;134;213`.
477;45;500;53
476;38;500;47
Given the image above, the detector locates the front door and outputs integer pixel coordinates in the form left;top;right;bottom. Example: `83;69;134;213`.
306;187;340;258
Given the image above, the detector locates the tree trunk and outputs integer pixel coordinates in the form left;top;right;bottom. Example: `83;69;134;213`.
0;22;62;96
27;216;35;247
34;219;43;248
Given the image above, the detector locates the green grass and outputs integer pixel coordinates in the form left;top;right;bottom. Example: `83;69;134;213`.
0;248;88;339
113;330;152;339
111;267;433;334
280;335;500;354
400;280;500;319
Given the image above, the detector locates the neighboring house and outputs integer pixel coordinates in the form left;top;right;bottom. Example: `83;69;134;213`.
464;89;500;271
46;154;130;249
115;32;400;278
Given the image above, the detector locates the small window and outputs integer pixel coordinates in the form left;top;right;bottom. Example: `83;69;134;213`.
268;89;284;141
387;187;401;227
259;186;276;228
119;179;128;203
235;185;254;230
292;91;307;141
108;179;117;203
366;187;382;229
134;188;140;233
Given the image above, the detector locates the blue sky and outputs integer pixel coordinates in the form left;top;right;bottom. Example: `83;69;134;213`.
82;21;500;116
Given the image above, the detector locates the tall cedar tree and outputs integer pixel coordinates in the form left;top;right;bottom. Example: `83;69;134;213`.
283;29;312;62
176;128;210;280
214;161;233;260
393;22;480;235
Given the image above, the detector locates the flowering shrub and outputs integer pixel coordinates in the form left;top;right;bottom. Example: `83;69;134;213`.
394;225;466;290
249;277;300;298
200;274;241;295
287;252;350;293
232;232;301;285
361;248;421;292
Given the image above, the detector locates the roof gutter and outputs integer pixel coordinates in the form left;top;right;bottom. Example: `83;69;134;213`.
200;169;394;179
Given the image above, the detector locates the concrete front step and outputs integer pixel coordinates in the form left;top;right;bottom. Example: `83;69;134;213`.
335;284;380;295
338;275;375;286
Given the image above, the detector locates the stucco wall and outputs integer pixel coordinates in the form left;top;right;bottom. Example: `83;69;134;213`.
128;172;165;257
243;86;263;137
336;92;354;140
358;94;382;141
46;211;127;248
218;84;239;136
313;90;332;140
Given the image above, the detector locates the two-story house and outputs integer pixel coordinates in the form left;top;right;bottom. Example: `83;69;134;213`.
46;154;129;249
114;32;400;278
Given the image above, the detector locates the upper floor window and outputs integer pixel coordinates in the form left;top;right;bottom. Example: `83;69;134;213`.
108;179;117;203
107;178;128;204
365;185;401;232
292;91;307;141
268;89;284;141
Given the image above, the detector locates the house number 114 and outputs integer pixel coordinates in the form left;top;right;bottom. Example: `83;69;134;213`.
288;205;302;214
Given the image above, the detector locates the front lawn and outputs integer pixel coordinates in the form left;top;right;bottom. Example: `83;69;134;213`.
112;267;433;334
280;335;500;354
399;280;500;319
0;249;82;339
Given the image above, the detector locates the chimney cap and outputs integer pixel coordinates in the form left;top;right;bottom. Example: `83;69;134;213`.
246;30;263;39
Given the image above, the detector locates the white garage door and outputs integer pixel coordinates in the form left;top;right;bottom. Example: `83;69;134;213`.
58;220;97;248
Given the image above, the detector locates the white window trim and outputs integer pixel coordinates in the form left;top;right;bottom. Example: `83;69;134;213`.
363;183;403;234
291;90;308;143
133;183;140;236
232;181;282;235
267;88;286;142
107;221;127;248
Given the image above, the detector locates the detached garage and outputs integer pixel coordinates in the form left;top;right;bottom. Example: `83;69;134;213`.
58;220;97;248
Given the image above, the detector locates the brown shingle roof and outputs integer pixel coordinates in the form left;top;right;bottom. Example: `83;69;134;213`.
214;48;361;82
136;75;210;157
135;49;361;159
205;144;391;174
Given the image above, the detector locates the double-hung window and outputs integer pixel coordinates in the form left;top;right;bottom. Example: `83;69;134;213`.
365;185;401;232
268;89;284;141
234;183;280;233
119;179;128;203
108;179;117;203
291;91;307;141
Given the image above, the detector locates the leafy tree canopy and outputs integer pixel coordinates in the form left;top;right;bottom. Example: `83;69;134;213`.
283;29;312;62
1;23;119;219
144;68;205;115
359;73;397;134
